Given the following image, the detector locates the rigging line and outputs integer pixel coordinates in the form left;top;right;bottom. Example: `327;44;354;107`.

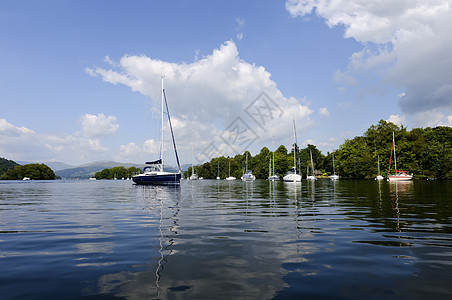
163;88;181;172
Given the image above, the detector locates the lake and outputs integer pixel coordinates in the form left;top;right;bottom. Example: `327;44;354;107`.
0;179;451;299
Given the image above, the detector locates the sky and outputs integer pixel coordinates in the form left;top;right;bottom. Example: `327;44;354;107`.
1;0;452;167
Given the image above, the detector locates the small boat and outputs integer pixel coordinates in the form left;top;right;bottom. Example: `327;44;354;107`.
132;76;181;185
387;132;412;182
225;160;236;180
306;149;316;181
189;148;198;180
268;136;279;181
241;153;255;181
329;153;339;180
283;120;301;182
216;162;220;180
375;155;384;180
22;177;30;181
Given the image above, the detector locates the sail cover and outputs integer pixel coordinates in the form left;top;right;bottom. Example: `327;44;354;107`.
145;159;162;165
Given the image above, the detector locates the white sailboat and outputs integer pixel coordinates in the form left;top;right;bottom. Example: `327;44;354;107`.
225;160;236;180
283;120;302;182
241;152;256;181
388;132;412;181
375;155;384;180
132;76;182;185
216;162;220;180
268;136;279;181
329;152;339;180
306;149;316;181
189;148;198;180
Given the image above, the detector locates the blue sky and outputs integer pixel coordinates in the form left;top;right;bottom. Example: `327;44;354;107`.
1;0;451;166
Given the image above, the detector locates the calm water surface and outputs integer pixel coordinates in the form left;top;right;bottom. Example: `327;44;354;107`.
0;179;451;299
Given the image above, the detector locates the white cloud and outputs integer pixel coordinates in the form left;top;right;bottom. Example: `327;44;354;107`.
319;107;330;118
411;110;452;128
80;113;119;138
0;119;108;164
286;0;452;115
87;40;314;160
387;114;406;126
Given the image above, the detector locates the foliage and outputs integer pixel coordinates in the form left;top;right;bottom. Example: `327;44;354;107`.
0;157;19;177
94;166;141;179
0;163;56;180
187;120;452;180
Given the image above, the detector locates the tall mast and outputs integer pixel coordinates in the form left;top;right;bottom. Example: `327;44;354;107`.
292;119;296;171
332;153;336;176
272;136;275;176
393;132;397;172
160;76;164;171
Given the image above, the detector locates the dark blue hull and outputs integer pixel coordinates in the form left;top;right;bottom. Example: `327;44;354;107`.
132;173;181;185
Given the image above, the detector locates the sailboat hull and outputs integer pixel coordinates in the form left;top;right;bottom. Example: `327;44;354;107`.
132;172;181;185
388;174;412;181
283;174;301;182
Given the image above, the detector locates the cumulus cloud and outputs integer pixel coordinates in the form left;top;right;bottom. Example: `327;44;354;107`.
286;0;452;122
0;118;108;164
80;113;119;138
387;114;406;126
319;107;330;118
87;40;313;159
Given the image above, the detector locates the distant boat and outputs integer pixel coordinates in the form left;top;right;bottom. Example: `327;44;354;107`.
132;76;181;185
22;177;30;181
375;155;384;180
306;149;316;181
225;160;236;180
241;153;255;181
189;148;198;180
268;136;279;181
329;152;339;180
387;132;412;182
283;120;302;182
216;162;220;180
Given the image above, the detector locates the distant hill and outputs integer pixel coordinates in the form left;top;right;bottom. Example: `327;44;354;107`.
0;157;19;177
17;161;75;171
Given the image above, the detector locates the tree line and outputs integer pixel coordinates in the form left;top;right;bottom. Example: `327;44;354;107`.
185;120;452;180
93;166;141;179
0;163;56;180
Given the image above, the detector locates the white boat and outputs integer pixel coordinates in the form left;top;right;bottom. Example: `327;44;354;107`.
132;76;182;185
268;136;279;181
189;148;198;180
241;153;255;181
329;152;339;180
22;177;30;181
387;132;413;182
225;160;236;180
306;149;316;181
375;155;384;180
283;120;302;182
216;162;221;180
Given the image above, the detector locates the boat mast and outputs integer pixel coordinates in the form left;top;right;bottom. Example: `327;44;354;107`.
393;132;397;172
272;136;275;176
332;153;336;176
160;76;164;172
292;119;297;172
310;149;315;177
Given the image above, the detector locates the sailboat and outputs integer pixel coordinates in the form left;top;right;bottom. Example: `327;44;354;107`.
241;152;256;181
388;132;413;181
189;148;198;180
306;149;316;180
283;120;302;182
375;155;384;180
132;77;182;185
216;162;221;180
329;152;339;180
268;137;279;181
225;160;236;180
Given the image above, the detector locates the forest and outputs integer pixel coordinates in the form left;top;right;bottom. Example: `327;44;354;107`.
184;120;452;180
93;166;141;180
0;163;56;180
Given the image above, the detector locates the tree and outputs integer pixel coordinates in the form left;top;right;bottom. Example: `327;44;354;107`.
0;163;56;180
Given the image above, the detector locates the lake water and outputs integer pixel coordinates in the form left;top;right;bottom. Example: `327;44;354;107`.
0;179;451;299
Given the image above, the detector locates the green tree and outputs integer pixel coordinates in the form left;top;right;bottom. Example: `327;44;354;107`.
1;164;56;180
